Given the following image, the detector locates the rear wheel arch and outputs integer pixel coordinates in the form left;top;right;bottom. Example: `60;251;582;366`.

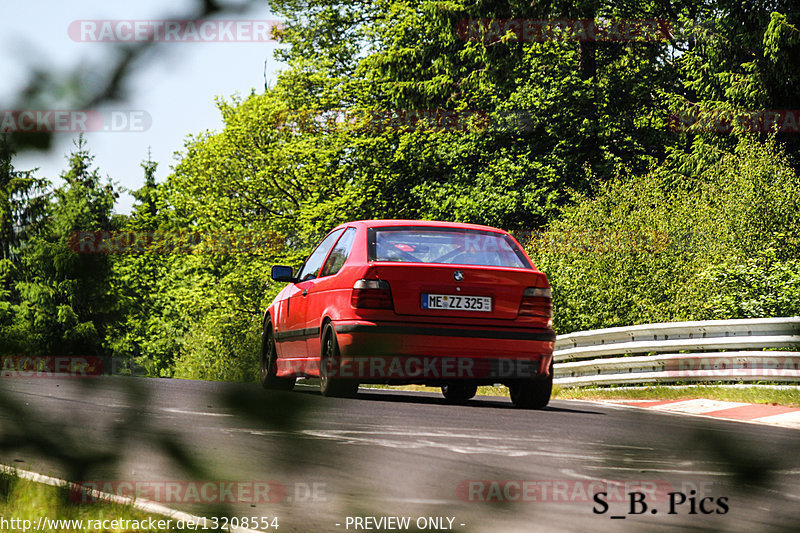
320;316;333;337
318;316;334;355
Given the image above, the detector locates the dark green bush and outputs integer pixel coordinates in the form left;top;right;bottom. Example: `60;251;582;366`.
530;137;800;334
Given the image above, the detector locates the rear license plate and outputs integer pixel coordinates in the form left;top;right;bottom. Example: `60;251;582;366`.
421;293;492;312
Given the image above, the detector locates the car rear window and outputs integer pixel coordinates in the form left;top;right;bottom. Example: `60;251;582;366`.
368;227;531;269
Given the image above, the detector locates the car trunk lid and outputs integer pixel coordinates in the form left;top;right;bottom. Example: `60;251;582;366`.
372;262;547;320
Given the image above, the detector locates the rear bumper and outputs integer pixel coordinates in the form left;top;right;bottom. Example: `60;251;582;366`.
331;320;555;383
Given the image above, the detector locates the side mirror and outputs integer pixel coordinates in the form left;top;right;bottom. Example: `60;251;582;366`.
271;265;295;283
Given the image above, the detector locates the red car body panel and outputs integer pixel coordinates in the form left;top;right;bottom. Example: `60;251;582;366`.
266;220;554;385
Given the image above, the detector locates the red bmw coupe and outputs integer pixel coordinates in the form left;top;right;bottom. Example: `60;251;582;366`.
260;220;555;408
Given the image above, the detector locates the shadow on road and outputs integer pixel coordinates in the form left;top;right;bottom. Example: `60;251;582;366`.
291;384;605;415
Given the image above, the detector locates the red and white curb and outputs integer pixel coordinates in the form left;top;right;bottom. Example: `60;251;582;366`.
593;398;800;430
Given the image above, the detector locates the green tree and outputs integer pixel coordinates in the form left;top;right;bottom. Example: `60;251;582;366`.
532;136;800;334
0;136;51;352
0;136;50;264
11;136;119;355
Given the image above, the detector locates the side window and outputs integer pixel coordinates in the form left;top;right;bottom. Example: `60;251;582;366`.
297;229;344;281
320;227;356;277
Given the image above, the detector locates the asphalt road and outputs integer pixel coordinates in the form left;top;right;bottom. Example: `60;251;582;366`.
1;377;799;532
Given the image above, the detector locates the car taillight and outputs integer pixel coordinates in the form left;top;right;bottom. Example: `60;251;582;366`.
519;287;552;317
351;279;393;309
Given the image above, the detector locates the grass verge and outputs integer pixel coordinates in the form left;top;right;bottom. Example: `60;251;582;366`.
554;384;800;407
361;383;800;407
0;471;188;533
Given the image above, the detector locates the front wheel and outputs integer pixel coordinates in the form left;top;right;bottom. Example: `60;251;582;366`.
260;322;295;391
320;324;358;398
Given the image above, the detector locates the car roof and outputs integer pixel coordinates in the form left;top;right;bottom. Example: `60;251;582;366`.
335;219;508;234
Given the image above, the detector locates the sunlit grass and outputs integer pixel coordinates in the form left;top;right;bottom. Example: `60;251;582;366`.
554;384;800;407
360;383;800;407
0;472;183;533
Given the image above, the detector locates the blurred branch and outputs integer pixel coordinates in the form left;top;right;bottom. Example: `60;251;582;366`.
5;0;266;152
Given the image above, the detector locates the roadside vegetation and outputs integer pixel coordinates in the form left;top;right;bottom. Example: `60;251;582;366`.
552;384;800;407
1;1;799;384
362;384;800;407
0;472;181;533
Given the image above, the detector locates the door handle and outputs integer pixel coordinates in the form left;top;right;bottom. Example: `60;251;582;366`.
302;289;308;296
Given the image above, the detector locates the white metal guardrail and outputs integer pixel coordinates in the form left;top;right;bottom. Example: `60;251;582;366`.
553;317;800;387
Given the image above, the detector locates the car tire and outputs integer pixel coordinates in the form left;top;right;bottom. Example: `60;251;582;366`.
260;322;295;391
320;324;359;398
441;382;478;404
508;361;553;409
